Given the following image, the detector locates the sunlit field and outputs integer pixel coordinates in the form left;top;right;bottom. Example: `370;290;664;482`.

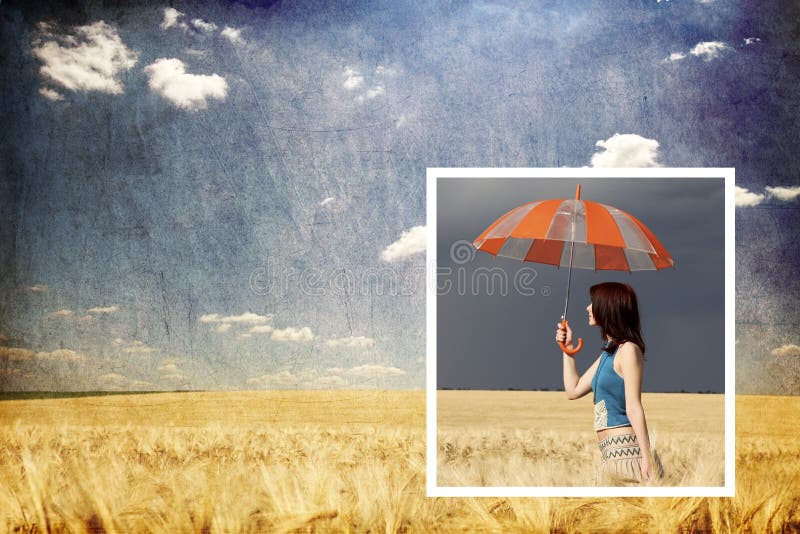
437;391;724;487
0;391;798;532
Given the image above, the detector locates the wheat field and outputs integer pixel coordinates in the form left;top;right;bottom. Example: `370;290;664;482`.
0;391;798;532
437;391;725;487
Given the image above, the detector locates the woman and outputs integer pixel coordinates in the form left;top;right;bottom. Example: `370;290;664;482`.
556;281;662;485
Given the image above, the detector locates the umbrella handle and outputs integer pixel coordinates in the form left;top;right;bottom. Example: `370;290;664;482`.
558;319;583;356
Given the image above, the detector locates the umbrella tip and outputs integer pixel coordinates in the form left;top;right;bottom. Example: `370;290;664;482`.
575;184;581;200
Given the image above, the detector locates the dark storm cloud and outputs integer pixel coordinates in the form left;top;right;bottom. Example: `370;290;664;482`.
436;177;726;392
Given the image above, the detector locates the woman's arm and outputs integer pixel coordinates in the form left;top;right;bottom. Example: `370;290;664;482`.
557;321;601;400
618;342;656;480
563;354;601;400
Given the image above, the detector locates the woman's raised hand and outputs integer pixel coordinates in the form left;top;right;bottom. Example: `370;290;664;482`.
556;321;573;349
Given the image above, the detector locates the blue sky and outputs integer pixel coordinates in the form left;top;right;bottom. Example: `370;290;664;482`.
1;1;798;393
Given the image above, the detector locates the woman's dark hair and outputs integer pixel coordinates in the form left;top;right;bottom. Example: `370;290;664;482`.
589;282;646;356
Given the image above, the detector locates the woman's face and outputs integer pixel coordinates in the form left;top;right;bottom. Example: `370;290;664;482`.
587;303;596;326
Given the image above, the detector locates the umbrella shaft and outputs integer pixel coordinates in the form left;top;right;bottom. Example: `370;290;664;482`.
563;238;575;320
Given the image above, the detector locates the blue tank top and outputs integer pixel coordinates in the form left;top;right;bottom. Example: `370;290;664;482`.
591;341;632;431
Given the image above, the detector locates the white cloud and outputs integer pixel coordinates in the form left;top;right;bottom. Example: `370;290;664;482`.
375;65;397;76
246;364;405;389
246;371;306;389
28;284;48;292
204;312;275;336
735;186;765;207
161;373;189;383
228;312;267;324
1;346;88;362
356;85;385;102
271;326;314;342
158;363;181;374
343;67;364;90
191;18;218;33
744;37;761;45
395;115;407;128
381;225;427;261
36;348;88;362
144;58;228;111
772;344;800;357
201;312;272;325
121;340;156;354
366;85;386;98
160;357;186;366
221;26;245;45
735;183;800;207
39;87;64;100
315;375;346;386
318;196;350;212
326;335;375;348
32;21;138;94
665;52;686;62
248;325;273;334
765;185;800;202
87;305;119;314
590;133;660;168
160;7;184;30
246;369;352;389
365;85;384;99
158;362;189;383
328;364;406;378
348;65;397;101
48;309;95;322
690;41;728;61
112;338;124;345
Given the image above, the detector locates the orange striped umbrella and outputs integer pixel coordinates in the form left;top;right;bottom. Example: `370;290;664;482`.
471;184;674;355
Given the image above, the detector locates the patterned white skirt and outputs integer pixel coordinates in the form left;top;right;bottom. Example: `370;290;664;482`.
594;432;664;486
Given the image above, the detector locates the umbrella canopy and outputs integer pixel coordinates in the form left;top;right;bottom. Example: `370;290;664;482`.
471;185;674;355
472;185;674;272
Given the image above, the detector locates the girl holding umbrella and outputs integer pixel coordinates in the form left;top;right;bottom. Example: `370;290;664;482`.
471;184;673;485
557;281;663;485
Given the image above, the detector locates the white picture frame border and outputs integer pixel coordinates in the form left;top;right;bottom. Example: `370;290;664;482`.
425;167;736;497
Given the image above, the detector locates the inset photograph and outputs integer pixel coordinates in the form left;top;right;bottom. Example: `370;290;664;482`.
426;168;734;497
